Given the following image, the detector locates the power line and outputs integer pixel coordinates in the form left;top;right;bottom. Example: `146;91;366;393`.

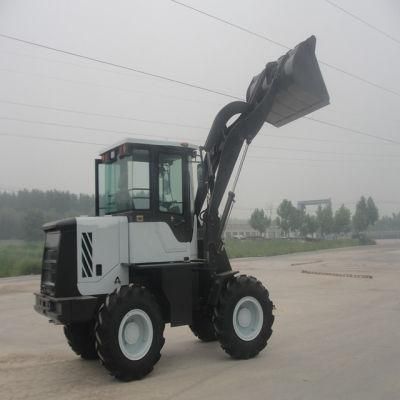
169;0;400;98
254;144;400;159
0;131;105;146
1;33;398;146
3;113;400;154
2;49;160;79
248;154;400;164
323;0;400;46
263;132;394;147
2;131;396;164
0;66;221;107
10;94;394;147
304;116;400;145
0;33;240;101
8;36;399;126
0;116;203;143
170;0;290;49
3;66;398;147
3;66;399;145
0;99;209;131
3;93;393;147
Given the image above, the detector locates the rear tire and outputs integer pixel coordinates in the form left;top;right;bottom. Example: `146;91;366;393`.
213;275;274;359
189;310;217;342
95;285;165;381
63;321;98;360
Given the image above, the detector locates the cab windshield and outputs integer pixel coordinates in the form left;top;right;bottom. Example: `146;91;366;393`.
98;149;150;215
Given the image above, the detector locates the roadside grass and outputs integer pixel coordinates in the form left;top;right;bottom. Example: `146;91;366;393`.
0;238;365;277
0;241;42;278
225;238;360;258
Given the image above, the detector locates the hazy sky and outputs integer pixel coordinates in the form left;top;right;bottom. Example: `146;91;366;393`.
0;0;399;218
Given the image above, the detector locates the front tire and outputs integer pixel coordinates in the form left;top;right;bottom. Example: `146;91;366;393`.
95;285;165;381
213;275;274;359
63;321;98;360
189;310;217;342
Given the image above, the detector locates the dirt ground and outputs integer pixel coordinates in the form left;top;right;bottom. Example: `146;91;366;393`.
0;240;399;400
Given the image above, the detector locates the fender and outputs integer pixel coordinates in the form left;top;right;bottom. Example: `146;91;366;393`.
207;270;239;306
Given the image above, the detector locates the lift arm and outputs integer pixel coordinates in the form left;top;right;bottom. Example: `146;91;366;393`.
195;36;330;272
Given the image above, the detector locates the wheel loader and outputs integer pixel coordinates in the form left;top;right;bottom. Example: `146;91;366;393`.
34;36;329;381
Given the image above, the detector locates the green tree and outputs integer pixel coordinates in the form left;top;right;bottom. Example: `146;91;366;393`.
316;204;334;237
0;208;22;239
277;199;305;236
0;189;95;240
333;204;351;234
277;199;294;236
23;210;45;241
366;197;379;226
289;207;303;233
353;196;379;233
307;214;319;237
249;208;271;237
369;212;400;231
300;214;318;238
352;196;369;233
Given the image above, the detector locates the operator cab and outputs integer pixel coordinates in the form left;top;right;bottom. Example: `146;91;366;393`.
95;138;198;243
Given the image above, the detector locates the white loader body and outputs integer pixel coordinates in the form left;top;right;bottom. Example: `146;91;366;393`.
76;216;196;295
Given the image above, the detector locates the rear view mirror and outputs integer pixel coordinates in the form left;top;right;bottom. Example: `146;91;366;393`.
246;35;329;127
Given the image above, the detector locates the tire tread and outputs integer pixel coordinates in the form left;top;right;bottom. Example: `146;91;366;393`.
95;284;165;381
64;321;98;360
213;275;274;359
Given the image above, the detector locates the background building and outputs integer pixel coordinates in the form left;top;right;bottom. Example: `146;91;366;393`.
224;220;281;239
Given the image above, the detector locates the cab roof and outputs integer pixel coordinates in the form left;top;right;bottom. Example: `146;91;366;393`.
100;137;198;155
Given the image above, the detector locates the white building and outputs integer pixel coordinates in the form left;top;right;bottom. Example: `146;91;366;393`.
224;220;281;239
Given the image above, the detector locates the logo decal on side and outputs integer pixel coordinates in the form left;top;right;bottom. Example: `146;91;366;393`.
81;232;93;278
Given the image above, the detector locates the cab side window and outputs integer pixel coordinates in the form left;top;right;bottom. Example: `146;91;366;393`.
127;149;150;210
158;153;183;214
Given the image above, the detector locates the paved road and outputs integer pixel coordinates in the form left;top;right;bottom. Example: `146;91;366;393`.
1;241;399;400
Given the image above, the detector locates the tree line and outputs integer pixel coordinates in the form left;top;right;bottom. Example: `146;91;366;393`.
0;190;94;241
249;196;379;238
368;212;400;232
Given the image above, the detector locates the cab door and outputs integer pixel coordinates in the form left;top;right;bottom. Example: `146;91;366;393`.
156;151;193;243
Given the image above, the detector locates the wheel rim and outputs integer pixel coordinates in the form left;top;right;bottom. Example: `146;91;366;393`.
118;309;153;360
232;296;263;341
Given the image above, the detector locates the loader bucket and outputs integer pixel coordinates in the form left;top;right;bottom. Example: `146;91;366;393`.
246;35;329;127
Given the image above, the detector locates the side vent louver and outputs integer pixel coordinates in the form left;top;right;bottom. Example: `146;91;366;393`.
81;232;93;278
